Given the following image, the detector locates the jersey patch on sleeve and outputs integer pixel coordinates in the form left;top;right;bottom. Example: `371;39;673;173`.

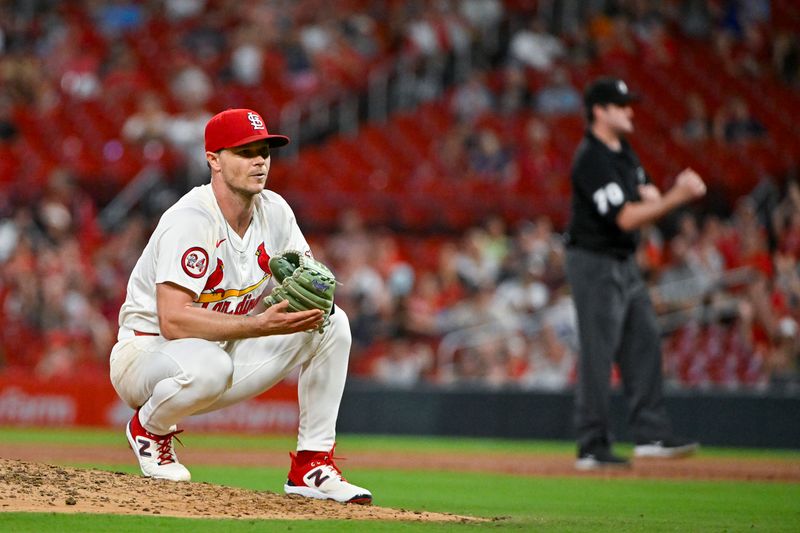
181;247;209;278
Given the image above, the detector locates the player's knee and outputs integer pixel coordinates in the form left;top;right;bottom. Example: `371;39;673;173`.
195;360;233;398
327;306;352;353
175;342;233;399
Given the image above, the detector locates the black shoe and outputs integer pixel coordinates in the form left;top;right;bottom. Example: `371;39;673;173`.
634;437;699;458
575;448;631;471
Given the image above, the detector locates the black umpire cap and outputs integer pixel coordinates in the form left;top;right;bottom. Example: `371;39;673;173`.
583;77;640;108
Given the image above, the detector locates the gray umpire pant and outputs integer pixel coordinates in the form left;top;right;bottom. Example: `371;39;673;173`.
565;247;673;453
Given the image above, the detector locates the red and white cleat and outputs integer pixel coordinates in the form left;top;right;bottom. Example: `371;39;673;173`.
126;409;191;482
284;445;372;504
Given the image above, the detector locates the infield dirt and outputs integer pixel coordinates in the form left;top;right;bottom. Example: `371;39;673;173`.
0;458;479;522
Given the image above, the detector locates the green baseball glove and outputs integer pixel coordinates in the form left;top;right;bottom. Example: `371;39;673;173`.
263;250;337;332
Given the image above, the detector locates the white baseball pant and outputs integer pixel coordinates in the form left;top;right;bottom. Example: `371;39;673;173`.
109;306;351;452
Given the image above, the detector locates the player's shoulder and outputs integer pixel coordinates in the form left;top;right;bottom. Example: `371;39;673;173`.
256;189;295;216
572;135;612;176
574;135;604;162
258;188;291;207
160;185;219;226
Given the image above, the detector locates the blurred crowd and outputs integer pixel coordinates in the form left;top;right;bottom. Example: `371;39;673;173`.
437;0;794;190
0;1;799;393
0;0;511;193
1;1;796;194
328;178;800;393
1;168;798;393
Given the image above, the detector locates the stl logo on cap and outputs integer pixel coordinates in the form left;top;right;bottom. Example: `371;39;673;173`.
205;108;290;152
247;112;265;131
616;80;629;95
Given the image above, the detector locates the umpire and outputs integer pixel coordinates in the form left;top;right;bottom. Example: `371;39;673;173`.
565;77;704;469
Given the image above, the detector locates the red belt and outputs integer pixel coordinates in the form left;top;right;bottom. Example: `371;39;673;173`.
134;330;159;336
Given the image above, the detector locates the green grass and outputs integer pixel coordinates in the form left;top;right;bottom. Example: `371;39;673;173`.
2;427;799;532
170;466;800;531
0;514;499;532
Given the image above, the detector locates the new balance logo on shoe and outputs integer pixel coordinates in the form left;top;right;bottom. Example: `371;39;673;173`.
137;438;152;458
306;468;331;488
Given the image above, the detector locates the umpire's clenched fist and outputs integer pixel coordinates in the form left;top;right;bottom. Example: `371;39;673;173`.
673;168;707;201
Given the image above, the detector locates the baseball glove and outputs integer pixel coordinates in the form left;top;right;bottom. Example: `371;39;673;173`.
263;250;337;332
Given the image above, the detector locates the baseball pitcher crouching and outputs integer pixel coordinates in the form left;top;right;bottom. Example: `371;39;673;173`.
109;108;371;504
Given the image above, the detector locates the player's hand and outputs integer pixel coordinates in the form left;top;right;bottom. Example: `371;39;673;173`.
637;184;662;202
256;300;324;335
673;168;707;201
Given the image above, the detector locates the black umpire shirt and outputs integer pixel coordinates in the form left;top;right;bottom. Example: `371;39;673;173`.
565;130;650;259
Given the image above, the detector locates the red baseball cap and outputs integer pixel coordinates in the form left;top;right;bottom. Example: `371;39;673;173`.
204;108;290;153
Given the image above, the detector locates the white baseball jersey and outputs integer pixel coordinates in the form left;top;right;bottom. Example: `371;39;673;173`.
118;184;310;337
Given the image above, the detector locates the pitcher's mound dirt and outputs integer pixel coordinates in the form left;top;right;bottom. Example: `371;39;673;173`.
0;459;479;522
